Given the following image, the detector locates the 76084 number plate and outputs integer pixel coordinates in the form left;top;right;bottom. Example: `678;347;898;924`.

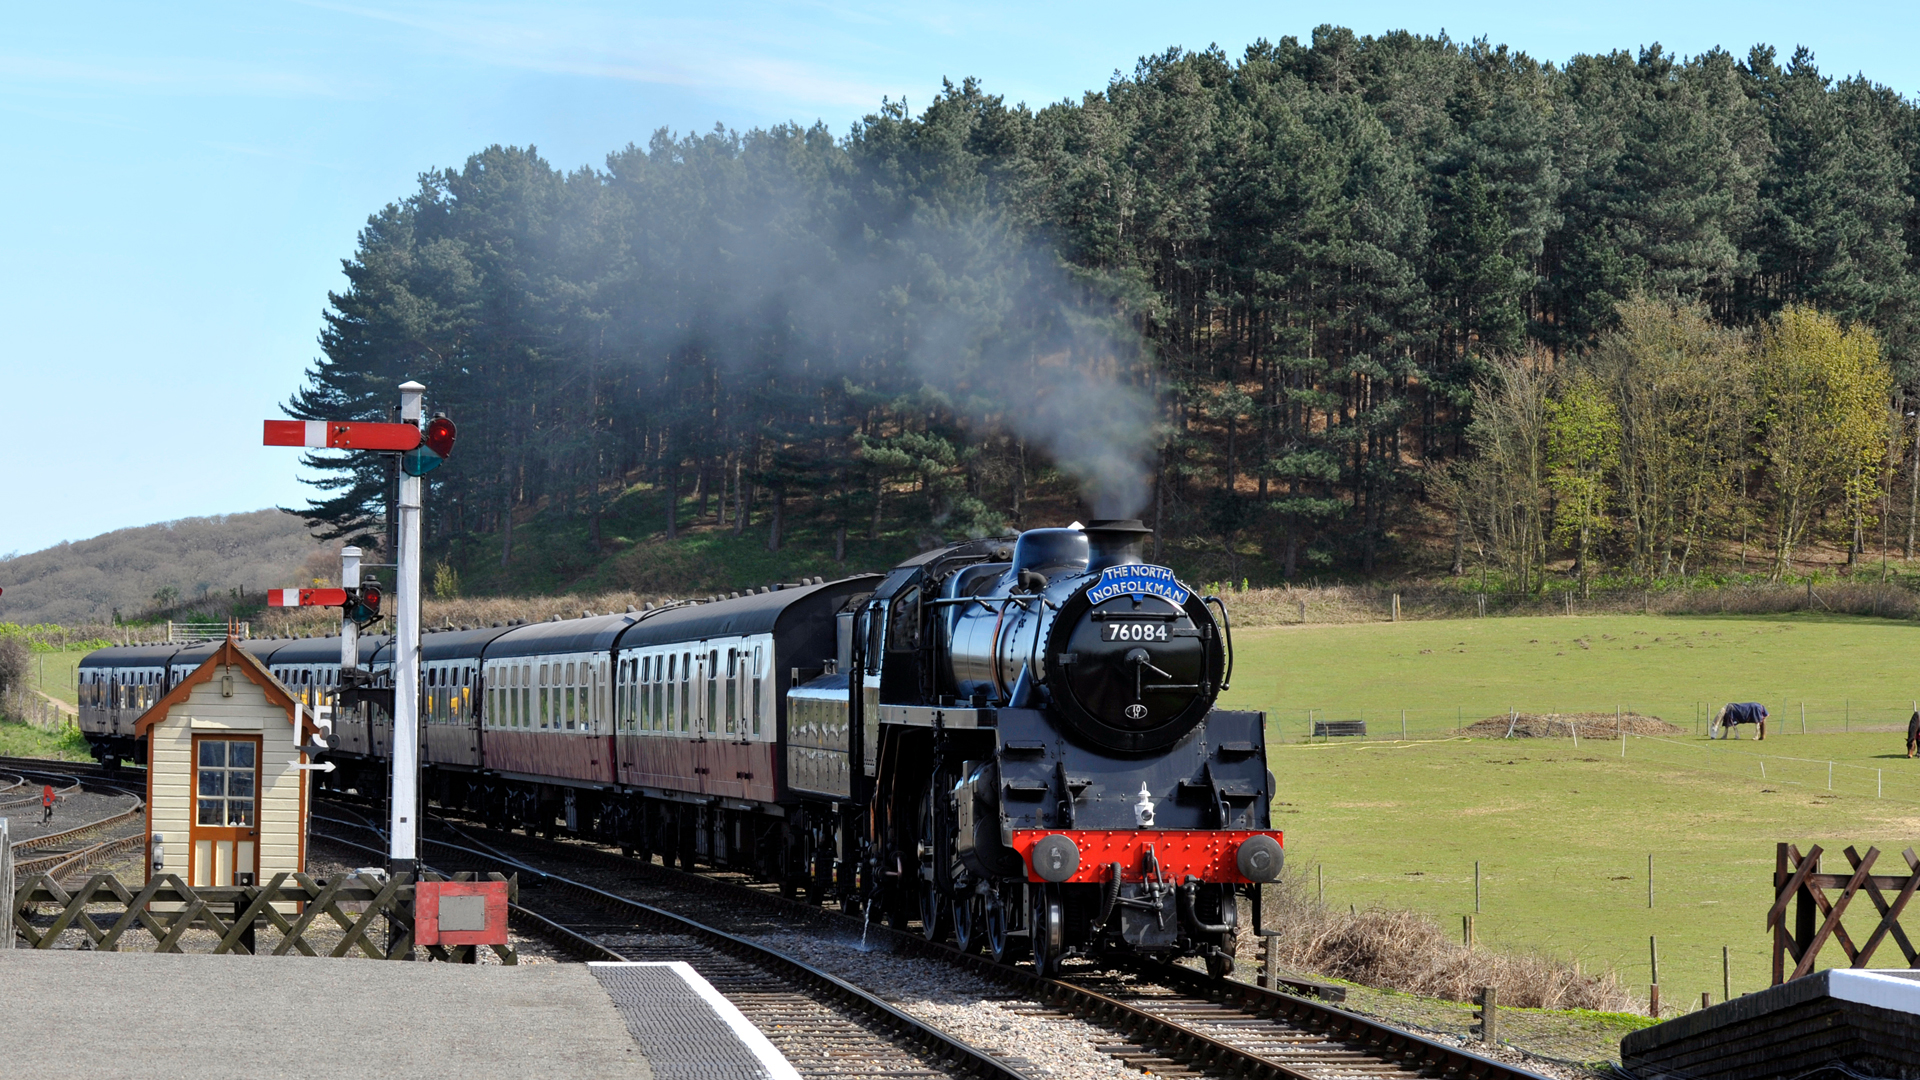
1102;622;1169;642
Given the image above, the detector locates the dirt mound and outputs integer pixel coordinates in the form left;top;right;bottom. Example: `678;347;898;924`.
1462;712;1684;738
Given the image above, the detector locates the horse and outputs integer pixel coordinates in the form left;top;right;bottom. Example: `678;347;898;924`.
1711;702;1768;740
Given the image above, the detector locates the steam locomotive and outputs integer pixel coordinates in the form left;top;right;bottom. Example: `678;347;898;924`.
77;519;1281;974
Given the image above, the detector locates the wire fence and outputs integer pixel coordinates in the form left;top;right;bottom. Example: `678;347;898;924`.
1276;699;1920;740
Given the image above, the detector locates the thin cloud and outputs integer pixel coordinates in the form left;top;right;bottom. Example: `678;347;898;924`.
302;1;894;109
0;53;362;99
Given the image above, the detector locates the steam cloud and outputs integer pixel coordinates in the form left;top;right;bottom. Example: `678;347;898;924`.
613;180;1158;521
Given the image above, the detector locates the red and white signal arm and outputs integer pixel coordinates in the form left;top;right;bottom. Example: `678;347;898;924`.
263;420;422;451
268;588;349;607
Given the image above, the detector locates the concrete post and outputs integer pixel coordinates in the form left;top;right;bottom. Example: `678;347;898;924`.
339;545;361;676
391;381;424;875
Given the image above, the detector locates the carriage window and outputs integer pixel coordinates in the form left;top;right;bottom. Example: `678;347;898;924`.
680;652;692;731
538;664;551;729
707;650;719;733
725;649;738;733
752;646;764;735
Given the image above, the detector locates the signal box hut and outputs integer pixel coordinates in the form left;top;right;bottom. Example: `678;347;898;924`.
136;637;319;888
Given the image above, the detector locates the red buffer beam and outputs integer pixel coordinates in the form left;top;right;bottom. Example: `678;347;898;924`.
268;588;349;607
263;420;421;451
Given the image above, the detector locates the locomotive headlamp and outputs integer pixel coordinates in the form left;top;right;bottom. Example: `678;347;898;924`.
1237;834;1284;882
1031;834;1081;882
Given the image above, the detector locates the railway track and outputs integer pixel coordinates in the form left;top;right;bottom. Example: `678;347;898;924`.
316;800;1555;1080
3;756;147;882
5;756;1559;1079
310;820;1034;1080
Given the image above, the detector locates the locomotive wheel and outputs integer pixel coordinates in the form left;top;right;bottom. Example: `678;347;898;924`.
916;777;953;942
1030;884;1065;978
987;884;1027;964
918;878;951;942
952;892;984;954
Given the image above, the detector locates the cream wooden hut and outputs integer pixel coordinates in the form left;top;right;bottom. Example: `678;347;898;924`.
136;637;318;888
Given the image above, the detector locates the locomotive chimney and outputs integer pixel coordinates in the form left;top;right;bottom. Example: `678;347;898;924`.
1083;519;1152;572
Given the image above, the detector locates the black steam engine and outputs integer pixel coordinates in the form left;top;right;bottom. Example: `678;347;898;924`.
839;519;1280;975
78;519;1280;976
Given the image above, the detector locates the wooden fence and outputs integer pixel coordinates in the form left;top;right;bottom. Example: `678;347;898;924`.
11;869;516;962
1770;842;1920;983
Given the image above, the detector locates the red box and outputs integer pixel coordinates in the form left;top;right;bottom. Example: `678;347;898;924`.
414;880;509;946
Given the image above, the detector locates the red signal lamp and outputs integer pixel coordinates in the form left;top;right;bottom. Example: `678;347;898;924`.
402;414;457;477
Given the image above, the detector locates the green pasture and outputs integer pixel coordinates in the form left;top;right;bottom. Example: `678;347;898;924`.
1219;612;1920;1010
25;647;86;710
1223;611;1920;739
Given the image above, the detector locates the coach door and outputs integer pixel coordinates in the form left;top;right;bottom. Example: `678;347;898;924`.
191;735;261;887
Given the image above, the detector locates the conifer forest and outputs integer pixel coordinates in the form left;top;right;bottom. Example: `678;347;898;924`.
287;28;1920;590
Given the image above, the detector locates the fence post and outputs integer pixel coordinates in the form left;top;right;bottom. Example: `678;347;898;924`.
1401;710;1407;740
1472;987;1499;1045
1463;913;1475;951
1650;935;1661;1018
1392;593;1400;621
1260;931;1280;990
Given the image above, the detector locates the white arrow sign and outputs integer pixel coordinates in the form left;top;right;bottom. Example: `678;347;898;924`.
289;760;336;772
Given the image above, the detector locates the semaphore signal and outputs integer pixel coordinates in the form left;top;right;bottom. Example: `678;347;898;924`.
262;382;443;875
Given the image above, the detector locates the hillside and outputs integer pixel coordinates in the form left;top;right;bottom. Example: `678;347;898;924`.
0;510;331;625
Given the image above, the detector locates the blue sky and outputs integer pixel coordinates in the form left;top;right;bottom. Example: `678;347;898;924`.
3;1;1916;557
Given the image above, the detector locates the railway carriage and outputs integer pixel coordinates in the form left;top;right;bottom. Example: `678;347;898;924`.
76;520;1280;976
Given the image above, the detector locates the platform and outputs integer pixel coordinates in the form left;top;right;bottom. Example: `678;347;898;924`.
593;962;801;1080
2;950;797;1080
1621;968;1920;1080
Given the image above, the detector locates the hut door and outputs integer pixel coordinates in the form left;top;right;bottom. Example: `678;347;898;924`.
191;735;262;888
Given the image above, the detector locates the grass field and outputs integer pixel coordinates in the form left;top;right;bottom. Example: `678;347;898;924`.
24;647;86;710
1224;611;1920;738
1218;611;1920;1012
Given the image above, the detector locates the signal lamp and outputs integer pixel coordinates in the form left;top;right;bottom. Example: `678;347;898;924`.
347;582;384;628
402;414;457;477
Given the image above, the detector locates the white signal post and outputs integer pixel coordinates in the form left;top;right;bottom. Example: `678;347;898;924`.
339;546;361;680
391;381;425;876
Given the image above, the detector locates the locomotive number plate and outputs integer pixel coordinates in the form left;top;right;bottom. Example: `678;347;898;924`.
1102;622;1170;642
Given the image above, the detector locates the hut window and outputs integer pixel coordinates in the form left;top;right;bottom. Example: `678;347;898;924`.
197;739;257;827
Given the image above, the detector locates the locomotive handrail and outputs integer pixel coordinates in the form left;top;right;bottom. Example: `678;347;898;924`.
1203;595;1233;692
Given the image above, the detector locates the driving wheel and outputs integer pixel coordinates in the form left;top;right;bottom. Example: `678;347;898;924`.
1030;883;1065;977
